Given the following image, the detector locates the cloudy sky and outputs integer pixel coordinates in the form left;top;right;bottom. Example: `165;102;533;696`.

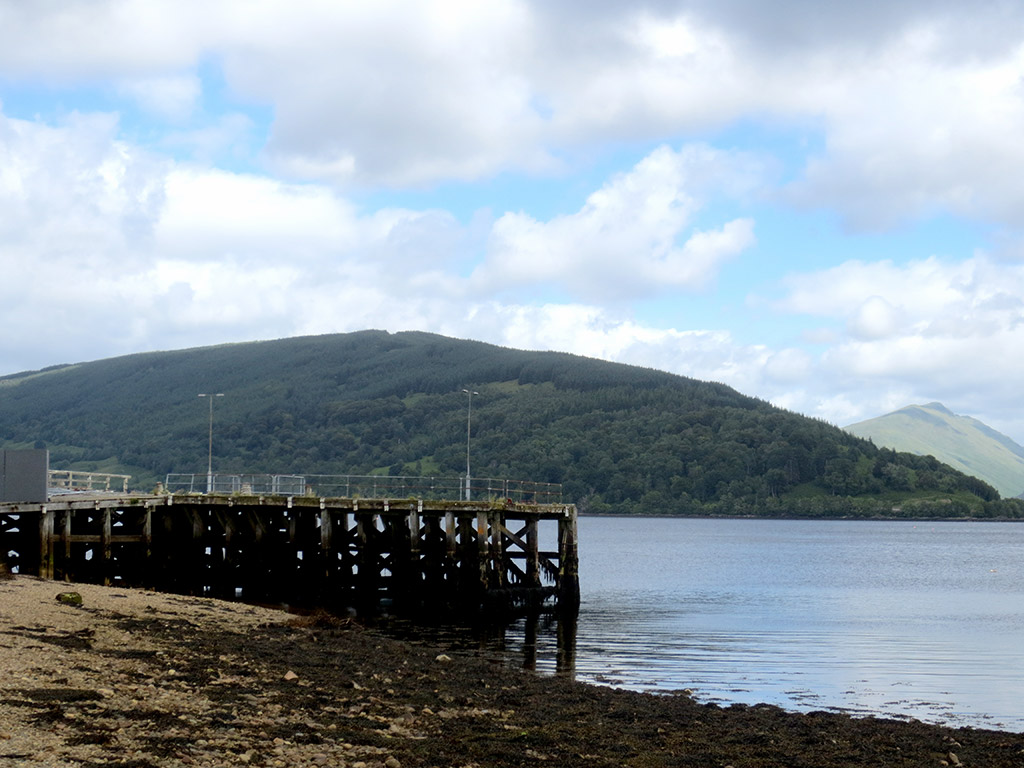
3;1;1024;439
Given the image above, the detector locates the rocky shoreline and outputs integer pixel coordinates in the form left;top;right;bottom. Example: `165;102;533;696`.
2;575;1023;767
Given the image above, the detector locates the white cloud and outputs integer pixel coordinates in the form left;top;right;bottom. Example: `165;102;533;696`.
0;1;212;77
847;296;904;341
0;109;167;261
475;145;758;300
2;0;1024;231
778;258;971;320
154;167;359;257
788;39;1024;229
221;0;554;186
683;1;1024;59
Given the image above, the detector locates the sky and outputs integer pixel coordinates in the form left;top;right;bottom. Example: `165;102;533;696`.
3;1;1024;441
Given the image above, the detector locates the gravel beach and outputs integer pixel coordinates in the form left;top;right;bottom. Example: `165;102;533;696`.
2;574;1024;767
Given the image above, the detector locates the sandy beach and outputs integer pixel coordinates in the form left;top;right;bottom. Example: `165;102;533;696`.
2;573;1023;767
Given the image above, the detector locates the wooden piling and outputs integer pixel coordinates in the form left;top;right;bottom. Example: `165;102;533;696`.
558;511;581;610
39;507;54;580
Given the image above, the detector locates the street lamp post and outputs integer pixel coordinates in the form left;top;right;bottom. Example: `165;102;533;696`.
462;389;478;500
198;393;224;493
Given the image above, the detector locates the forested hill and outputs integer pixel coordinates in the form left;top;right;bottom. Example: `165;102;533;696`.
0;330;1018;518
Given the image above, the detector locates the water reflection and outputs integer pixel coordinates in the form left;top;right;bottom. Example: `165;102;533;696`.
505;610;579;677
484;611;578;677
375;609;578;678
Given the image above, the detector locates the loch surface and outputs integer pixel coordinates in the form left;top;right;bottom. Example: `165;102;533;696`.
526;516;1024;731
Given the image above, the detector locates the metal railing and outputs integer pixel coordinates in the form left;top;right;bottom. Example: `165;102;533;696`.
49;470;132;494
164;473;562;503
163;474;307;496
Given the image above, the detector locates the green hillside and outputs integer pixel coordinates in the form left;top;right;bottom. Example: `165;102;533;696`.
1;331;1018;519
845;402;1024;499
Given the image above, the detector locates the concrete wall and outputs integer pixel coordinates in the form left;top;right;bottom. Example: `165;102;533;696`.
1;449;49;503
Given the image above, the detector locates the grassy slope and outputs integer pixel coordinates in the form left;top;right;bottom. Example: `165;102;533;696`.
845;403;1024;498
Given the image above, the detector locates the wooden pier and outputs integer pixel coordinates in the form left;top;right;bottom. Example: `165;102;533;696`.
0;494;579;615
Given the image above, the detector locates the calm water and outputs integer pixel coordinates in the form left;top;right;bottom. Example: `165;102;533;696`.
516;516;1024;732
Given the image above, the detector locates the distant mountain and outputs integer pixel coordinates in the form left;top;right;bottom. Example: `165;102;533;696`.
845;402;1024;499
0;332;1016;518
